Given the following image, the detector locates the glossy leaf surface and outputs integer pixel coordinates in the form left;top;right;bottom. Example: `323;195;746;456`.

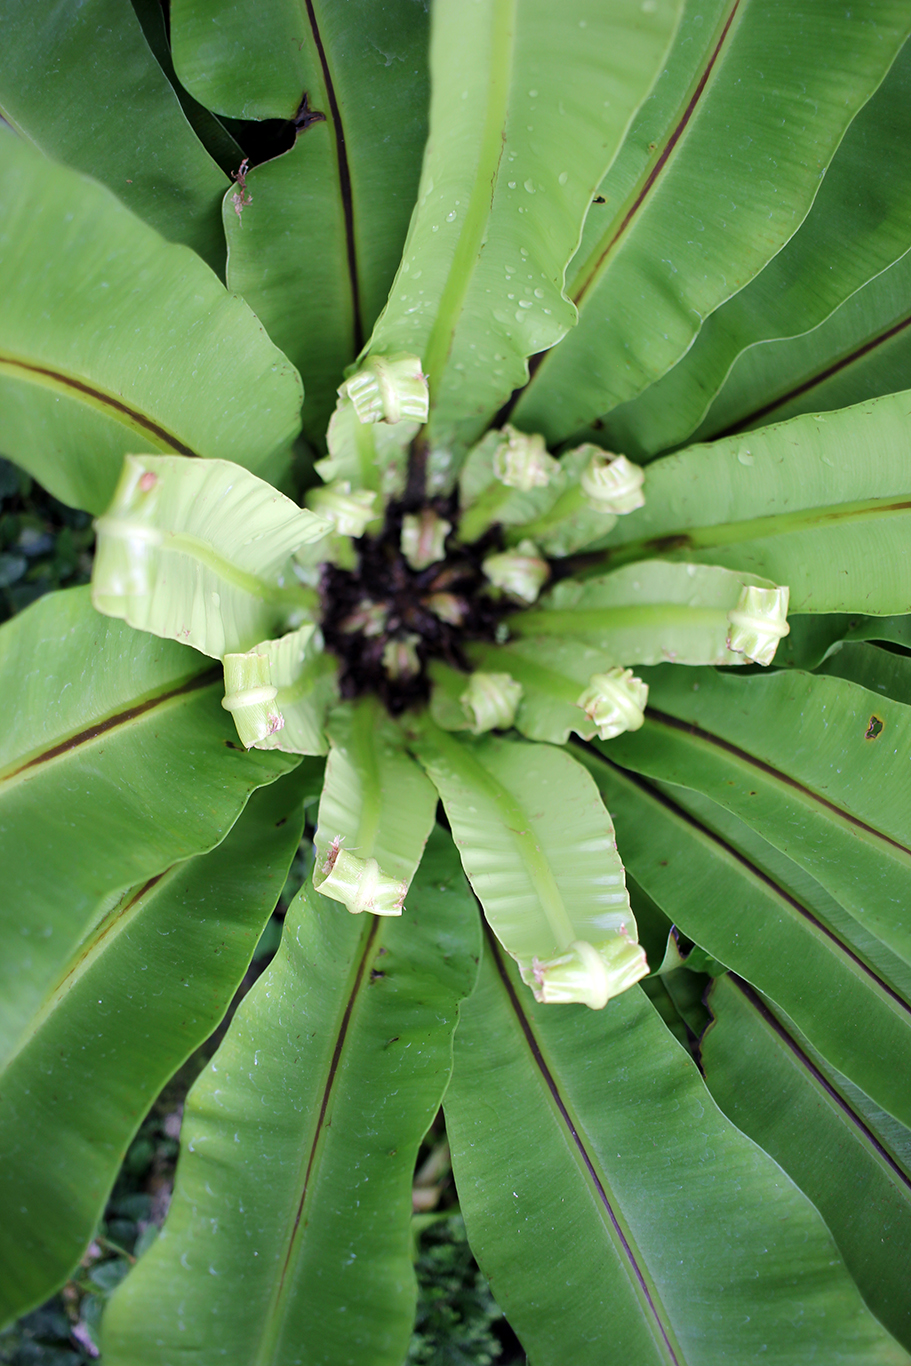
0;0;229;273
92;455;327;659
694;245;911;439
0;767;314;1326
0;588;297;1067
515;560;778;665
0;133;302;514
511;0;911;442
409;722;638;993
608;661;911;969
187;0;431;441
366;0;681;455
313;698;438;898
701;972;911;1353
599;391;911;613
445;931;908;1364
103;830;481;1366
579;747;911;1127
598;36;911;457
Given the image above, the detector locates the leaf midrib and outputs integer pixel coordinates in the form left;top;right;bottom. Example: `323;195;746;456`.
582;747;911;1021
513;604;733;636
711;309;911;439
485;924;683;1366
601;493;911;566
0;667;218;786
1;867;175;1073
641;707;911;865
417;723;576;951
718;974;911;1190
254;917;381;1366
503;0;743;415
422;0;516;401
0;350;198;456
162;531;312;610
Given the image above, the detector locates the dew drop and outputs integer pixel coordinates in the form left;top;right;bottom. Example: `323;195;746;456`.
558;171;569;185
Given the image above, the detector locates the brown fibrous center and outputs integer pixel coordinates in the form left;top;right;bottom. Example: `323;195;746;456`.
319;498;519;714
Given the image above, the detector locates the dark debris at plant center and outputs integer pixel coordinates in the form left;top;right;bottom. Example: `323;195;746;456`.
319;497;521;715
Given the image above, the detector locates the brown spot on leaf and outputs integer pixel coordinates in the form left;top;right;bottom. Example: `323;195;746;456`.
865;715;884;740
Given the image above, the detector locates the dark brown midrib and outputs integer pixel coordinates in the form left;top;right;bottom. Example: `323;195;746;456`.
276;917;381;1297
498;0;742;420
303;0;364;354
485;923;681;1365
720;974;911;1191
644;707;911;861
51;871;169;996
578;743;911;1018
711;310;911;439
3;668;219;780
0;353;199;456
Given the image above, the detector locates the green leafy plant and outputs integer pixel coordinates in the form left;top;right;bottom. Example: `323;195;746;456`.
2;1;911;1360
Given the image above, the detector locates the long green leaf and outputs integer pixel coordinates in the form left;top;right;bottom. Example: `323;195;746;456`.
0;0;229;273
102;828;481;1366
606;667;911;969
630;662;911;872
91;455;328;659
578;746;911;1127
0;133;302;515
466;636;617;745
409;721;643;1006
701;972;911;1353
313;698;438;903
514;560;782;665
175;0;431;441
129;0;245;176
510;0;911;443
693;244;911;440
597;390;911;613
597;35;911;458
0;765;316;1327
445;931;908;1365
365;0;681;456
776;611;911;672
0;588;297;1067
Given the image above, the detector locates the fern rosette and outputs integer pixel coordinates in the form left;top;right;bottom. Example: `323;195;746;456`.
3;2;911;1362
